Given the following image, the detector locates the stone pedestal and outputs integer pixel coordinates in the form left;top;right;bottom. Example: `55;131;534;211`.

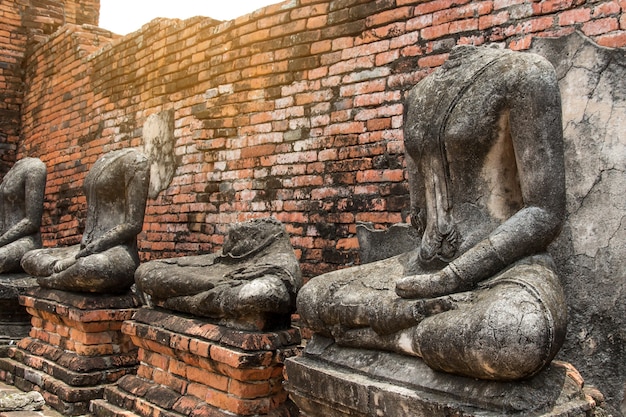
91;307;301;417
0;274;38;349
0;288;141;416
286;336;600;417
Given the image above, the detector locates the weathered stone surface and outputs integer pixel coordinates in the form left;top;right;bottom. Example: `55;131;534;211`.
130;307;301;351
143;109;176;199
136;217;302;331
529;32;626;413
0;157;46;274
23;287;142;310
286;337;599;417
0;390;44;411
356;222;419;264
21;149;149;293
298;45;568;382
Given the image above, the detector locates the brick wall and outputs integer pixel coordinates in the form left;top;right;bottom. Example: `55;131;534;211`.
12;0;626;277
0;0;100;175
0;1;26;175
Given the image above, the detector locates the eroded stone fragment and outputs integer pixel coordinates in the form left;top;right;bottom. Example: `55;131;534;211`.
136;217;302;331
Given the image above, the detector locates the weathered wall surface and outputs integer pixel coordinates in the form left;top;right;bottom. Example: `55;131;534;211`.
0;0;100;175
0;1;26;175
5;0;626;411
531;33;626;415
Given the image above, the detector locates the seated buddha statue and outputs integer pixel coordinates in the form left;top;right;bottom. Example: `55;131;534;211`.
0;157;46;274
21;148;149;293
135;217;302;331
297;45;568;381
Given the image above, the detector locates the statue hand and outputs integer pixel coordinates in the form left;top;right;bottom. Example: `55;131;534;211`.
396;268;462;299
76;243;97;259
412;296;457;319
52;257;77;273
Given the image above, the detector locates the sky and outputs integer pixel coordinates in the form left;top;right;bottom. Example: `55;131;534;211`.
99;0;281;35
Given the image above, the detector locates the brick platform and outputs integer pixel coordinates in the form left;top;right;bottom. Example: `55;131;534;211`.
91;307;301;417
0;288;142;416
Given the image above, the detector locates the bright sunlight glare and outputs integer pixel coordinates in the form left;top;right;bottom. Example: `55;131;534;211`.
99;0;281;35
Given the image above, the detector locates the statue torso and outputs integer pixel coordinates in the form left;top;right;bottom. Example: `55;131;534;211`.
81;149;136;246
405;48;527;266
0;158;37;232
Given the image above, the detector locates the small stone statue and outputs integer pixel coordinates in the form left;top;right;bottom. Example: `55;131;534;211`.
298;46;568;381
135;217;302;331
0;157;46;274
21;149;149;293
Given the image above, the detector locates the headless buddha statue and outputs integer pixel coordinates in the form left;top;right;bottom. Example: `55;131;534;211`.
297;45;568;381
0;158;46;274
135;217;302;331
21;149;149;293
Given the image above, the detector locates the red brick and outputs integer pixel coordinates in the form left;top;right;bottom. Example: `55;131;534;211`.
418;53;449;68
493;0;526;10
450;17;479;33
187;382;209;400
592;1;621;17
228;379;275;399
559;8;592;25
413;0;455;15
583;17;620;35
366;118;393;131
479;11;510;30
336;237;359;250
366;7;413;27
187;366;230;391
269;19;307;38
509;34;533;50
422;22;451;40
595;30;626;47
240;144;276;159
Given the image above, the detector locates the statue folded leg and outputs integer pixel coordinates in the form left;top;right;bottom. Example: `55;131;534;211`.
23;244;138;293
0;236;42;273
135;218;303;331
298;253;566;381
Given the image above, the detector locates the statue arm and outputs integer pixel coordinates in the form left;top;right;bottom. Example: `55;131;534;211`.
0;162;46;247
76;154;149;258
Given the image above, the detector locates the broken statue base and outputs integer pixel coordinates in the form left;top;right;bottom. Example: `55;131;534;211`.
0;287;141;416
285;336;600;417
90;307;301;417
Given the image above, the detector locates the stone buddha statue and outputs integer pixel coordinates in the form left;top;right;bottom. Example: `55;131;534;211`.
297;45;568;381
135;217;302;331
0;157;47;274
21;148;149;293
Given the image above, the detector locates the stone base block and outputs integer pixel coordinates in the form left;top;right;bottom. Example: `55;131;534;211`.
0;274;38;347
0;287;141;415
286;337;600;417
90;307;301;417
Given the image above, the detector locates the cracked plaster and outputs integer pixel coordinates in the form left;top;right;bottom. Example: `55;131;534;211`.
531;32;625;414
